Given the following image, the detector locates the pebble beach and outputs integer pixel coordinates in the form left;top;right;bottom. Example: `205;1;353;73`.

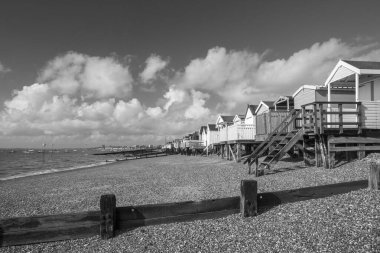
0;154;379;252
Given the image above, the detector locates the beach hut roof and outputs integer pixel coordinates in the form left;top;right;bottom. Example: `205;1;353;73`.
216;115;235;125
207;123;217;131
292;84;323;97
324;60;380;88
245;104;258;116
255;101;275;114
199;126;207;134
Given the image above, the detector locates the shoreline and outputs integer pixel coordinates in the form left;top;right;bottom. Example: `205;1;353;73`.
0;158;126;182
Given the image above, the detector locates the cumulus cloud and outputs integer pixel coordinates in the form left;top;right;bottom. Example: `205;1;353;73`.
176;38;380;109
139;54;168;83
184;90;210;119
163;85;187;111
38;52;133;99
146;107;164;118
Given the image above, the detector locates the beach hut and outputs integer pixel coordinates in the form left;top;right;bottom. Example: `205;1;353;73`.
324;60;380;130
244;104;257;125
255;101;289;140
207;124;219;147
199;126;207;147
295;60;380;169
215;115;234;142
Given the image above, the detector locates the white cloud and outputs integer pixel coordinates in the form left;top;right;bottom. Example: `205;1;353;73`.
38;52;133;99
113;98;145;125
184;90;210;119
176;38;380;109
163;85;187;111
146;107;164;118
140;54;168;83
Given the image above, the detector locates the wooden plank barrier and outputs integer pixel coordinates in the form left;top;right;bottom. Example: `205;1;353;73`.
0;178;369;247
327;136;380;169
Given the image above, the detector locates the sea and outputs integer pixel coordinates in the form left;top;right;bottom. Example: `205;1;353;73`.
0;148;122;181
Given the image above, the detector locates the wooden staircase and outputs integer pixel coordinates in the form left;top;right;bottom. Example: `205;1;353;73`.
257;128;304;171
243;109;303;176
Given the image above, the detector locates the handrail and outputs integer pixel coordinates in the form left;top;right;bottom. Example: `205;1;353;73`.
243;109;299;163
302;101;361;107
301;101;362;134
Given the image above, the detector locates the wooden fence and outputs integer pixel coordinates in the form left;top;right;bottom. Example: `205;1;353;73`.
256;111;291;136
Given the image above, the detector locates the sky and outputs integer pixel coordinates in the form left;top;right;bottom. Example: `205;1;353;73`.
1;0;380;148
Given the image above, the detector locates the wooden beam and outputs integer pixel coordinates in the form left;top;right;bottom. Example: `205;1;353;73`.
338;103;343;134
328;136;380;144
0;211;99;246
369;162;380;190
229;144;237;162
355;73;359;102
330;146;380;152
240;180;257;217
328;136;335;169
303;136;308;166
315;135;322;167
357;144;365;159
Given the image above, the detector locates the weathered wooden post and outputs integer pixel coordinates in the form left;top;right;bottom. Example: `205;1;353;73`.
240;180;257;217
315;135;322;167
303;136;308;166
100;194;116;239
255;158;259;177
328;136;335;169
369;162;380;190
357;144;365;160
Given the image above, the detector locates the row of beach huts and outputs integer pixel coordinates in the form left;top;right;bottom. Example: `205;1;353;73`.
164;60;380;176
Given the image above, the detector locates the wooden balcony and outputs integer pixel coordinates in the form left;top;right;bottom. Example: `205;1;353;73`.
301;101;362;134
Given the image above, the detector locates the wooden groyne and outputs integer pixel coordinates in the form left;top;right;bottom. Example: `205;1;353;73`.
94;148;171;160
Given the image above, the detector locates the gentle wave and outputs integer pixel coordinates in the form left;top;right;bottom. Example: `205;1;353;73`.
0;160;117;181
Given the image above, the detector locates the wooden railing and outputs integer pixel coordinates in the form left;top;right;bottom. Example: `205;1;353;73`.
218;124;255;142
228;124;255;141
301;102;362;134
